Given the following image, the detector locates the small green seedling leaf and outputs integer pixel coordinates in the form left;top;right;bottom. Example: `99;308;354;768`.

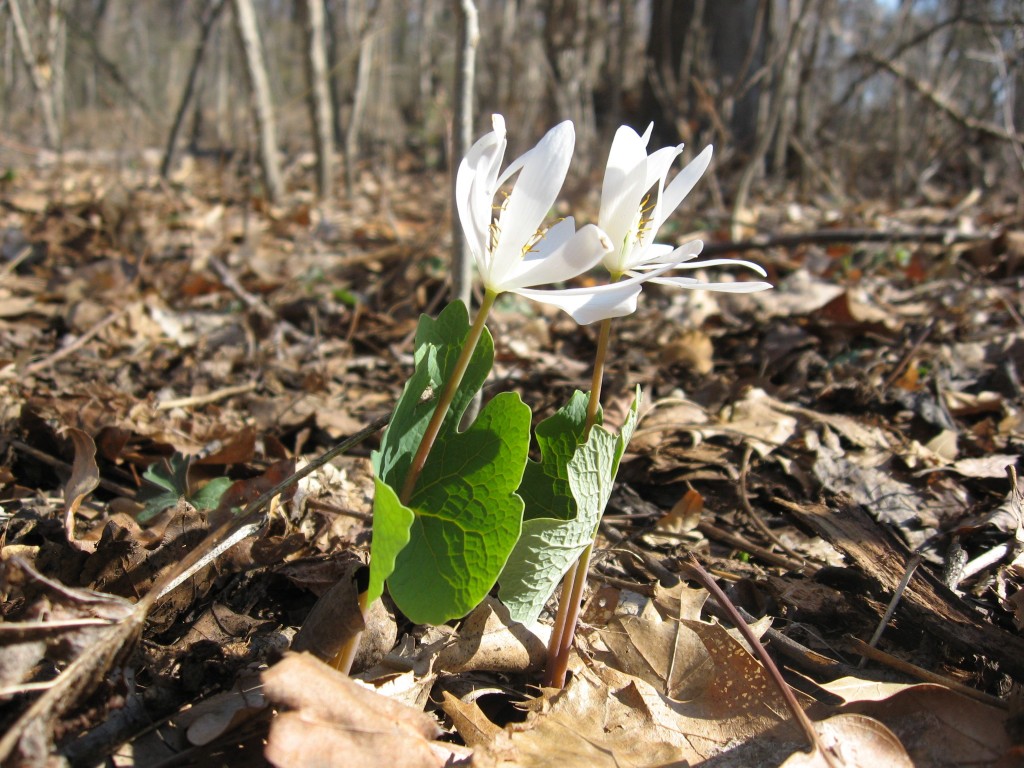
499;388;641;625
191;476;234;510
369;301;531;624
137;453;232;522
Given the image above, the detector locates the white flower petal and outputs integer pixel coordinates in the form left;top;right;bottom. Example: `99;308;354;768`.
456;116;507;278
515;282;643;325
599;126;649;257
644;145;684;193
502;223;611;290
639;122;654;146
641;240;704;266
646;276;773;292
650;256;768;276
653;145;713;232
492;121;575;270
514;260;681;324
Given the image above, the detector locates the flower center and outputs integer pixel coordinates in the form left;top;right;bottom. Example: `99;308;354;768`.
633;192;656;247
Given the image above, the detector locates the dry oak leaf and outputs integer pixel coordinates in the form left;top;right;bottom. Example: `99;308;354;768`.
472;651;809;767
262;652;461;768
435;596;549;674
781;714;913;768
833;684;1015;768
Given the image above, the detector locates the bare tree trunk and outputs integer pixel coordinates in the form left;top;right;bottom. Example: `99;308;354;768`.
2;22;14;133
416;0;439;125
344;1;390;199
161;0;227;179
732;0;814;239
604;0;630;138
301;0;335;200
231;0;284;203
452;0;479;310
7;0;62;150
213;20;231;149
345;30;373;198
46;0;66;134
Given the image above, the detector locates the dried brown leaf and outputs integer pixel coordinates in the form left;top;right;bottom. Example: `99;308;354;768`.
781;714;913;767
719;388;797;457
262;653;447;768
63;427;100;552
173;671;266;746
654;488;704;535
473;665;704;767
837;684;1014;767
439;691;503;747
435;596;548;674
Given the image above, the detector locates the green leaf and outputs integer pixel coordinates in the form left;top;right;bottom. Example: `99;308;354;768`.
142;453;189;495
137;453;232;523
499;388;641;625
518;391;593;522
387;392;529;624
366;477;415;610
372;301;491;488
368;301;530;623
191;476;233;511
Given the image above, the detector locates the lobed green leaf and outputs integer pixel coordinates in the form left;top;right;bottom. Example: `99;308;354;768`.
499;388;641;625
367;301;531;623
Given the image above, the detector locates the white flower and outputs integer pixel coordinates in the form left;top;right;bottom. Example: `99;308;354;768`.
456;115;656;324
599;124;772;293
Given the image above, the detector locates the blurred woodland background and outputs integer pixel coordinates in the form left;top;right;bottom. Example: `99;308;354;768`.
2;0;1023;208
3;4;1024;764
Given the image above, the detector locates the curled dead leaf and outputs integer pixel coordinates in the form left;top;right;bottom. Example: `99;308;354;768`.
781;714;913;767
435;596;549;674
62;427;100;553
262;652;453;768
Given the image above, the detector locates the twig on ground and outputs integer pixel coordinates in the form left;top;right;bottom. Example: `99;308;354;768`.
208;254;313;345
700;226;999;257
2;436;136;497
737;444;807;564
847;636;1008;710
858;552;920;668
23;306;130;375
881;320;936;393
156;381;258;411
696;520;811;573
682;554;839;767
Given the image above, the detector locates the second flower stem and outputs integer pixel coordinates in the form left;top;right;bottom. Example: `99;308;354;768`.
544;315;613;688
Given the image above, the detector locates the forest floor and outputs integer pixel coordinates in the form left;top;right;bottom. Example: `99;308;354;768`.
1;153;1022;766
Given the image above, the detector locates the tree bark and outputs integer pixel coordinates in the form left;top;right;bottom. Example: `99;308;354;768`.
640;0;766;150
161;0;227;179
452;0;479;310
231;0;284;203
6;0;62;150
301;0;335;200
732;0;815;238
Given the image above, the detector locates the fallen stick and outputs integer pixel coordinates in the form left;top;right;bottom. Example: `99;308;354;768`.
700;226;998;257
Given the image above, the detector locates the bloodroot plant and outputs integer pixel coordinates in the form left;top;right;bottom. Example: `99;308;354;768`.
345;115;771;687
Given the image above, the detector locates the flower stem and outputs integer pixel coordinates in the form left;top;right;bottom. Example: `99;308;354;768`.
584;318;612;437
400;290;497;505
335;292;497;676
544;314;614;688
